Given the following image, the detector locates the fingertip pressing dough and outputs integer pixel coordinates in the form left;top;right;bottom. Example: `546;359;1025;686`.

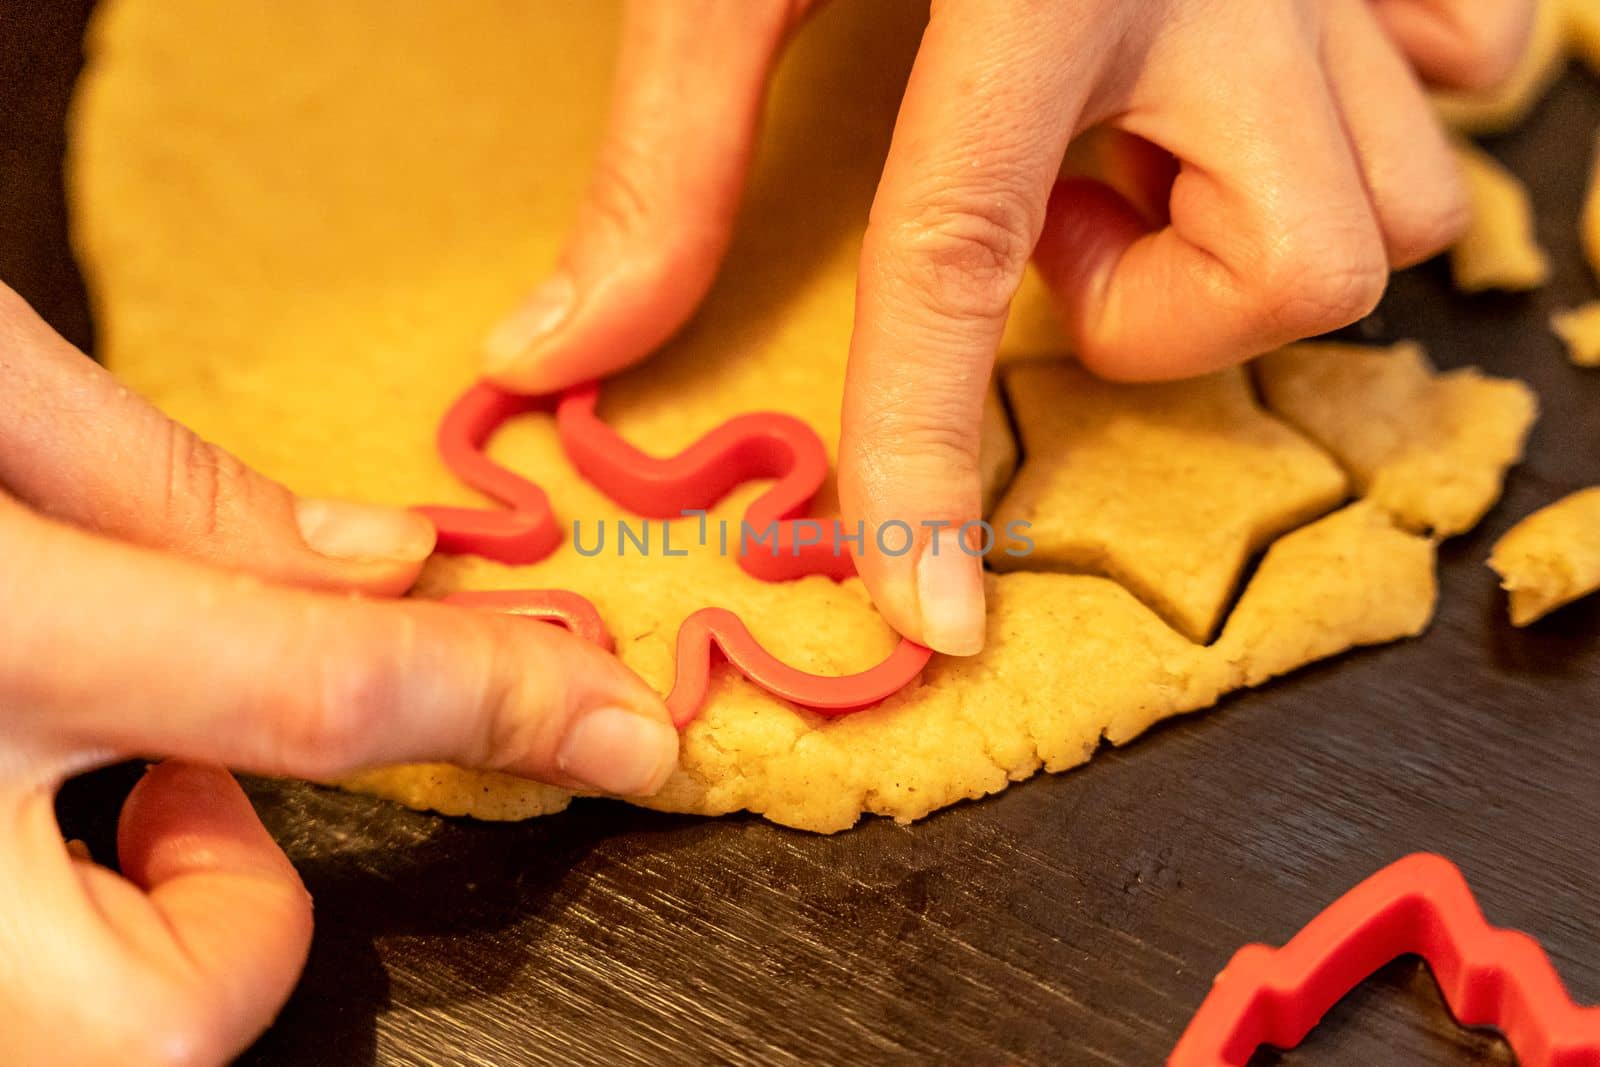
1450;140;1551;293
1489;488;1600;626
75;0;1448;831
988;361;1349;644
1254;342;1538;538
1433;0;1569;135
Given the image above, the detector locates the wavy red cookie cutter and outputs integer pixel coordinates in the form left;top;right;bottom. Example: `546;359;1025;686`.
417;380;931;727
1170;852;1600;1066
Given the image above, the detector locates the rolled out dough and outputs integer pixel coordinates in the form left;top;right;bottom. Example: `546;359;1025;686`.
75;0;1463;831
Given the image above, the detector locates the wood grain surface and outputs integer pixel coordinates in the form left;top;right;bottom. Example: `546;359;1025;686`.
7;3;1599;1064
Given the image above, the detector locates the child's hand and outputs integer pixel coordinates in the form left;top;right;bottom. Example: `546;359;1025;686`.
0;284;675;1063
484;0;1533;656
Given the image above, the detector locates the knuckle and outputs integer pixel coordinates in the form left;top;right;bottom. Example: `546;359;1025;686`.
1258;225;1388;336
883;190;1038;323
1453;14;1531;93
469;613;584;772
158;423;253;544
1390;182;1470;268
276;628;394;778
583;151;727;285
849;392;982;489
587;154;656;237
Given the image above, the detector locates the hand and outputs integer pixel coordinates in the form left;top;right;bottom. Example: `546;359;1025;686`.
480;0;1531;658
0;285;676;1065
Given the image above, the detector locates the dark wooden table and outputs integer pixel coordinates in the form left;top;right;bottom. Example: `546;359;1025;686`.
6;4;1599;1064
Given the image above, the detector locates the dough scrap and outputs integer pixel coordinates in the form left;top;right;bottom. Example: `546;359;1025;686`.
1255;342;1538;538
1582;134;1600;283
1568;0;1600;71
1551;304;1600;366
989;361;1348;643
1450;140;1551;293
1489;488;1600;625
74;0;1441;831
1433;0;1569;135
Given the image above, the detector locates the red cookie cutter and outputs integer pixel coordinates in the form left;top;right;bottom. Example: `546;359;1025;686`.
417;380;931;727
1170;852;1600;1066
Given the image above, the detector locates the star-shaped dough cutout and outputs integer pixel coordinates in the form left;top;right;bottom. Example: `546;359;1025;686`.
989;361;1349;643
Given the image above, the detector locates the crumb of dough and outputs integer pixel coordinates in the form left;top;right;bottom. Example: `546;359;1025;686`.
1450;140;1551;292
1551;304;1600;366
1433;0;1569;135
1581;135;1600;282
1255;342;1538;538
1489;488;1600;626
74;0;1440;832
989;361;1348;644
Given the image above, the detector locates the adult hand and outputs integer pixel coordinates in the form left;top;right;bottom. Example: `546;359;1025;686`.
0;284;675;1064
482;0;1533;656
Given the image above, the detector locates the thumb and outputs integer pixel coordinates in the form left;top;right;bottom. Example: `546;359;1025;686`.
112;762;313;1065
0;284;435;596
482;0;802;392
0;763;311;1066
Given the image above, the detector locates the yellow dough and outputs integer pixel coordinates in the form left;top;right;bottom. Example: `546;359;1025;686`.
988;362;1348;643
1450;141;1551;293
1490;488;1600;625
75;0;1443;832
1433;0;1569;135
1552;304;1600;365
351;503;1438;831
1567;0;1600;71
1556;134;1600;363
1581;134;1600;285
1255;342;1538;538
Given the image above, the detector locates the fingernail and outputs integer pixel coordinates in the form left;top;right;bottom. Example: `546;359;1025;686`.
557;706;679;796
294;498;437;563
484;275;577;378
916;526;987;656
64;839;91;862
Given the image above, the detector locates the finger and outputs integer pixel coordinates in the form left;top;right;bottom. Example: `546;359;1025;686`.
839;0;1111;655
1086;129;1179;229
0;778;171;1066
1323;0;1469;267
0;763;300;1066
0;285;435;596
1371;0;1536;92
2;505;677;797
114;762;311;1065
1032;4;1388;382
483;0;802;392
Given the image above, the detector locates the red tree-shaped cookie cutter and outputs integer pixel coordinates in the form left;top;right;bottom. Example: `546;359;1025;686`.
416;380;931;727
1170;852;1600;1066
